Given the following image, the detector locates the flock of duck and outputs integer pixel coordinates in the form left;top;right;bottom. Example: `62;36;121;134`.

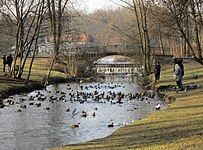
2;82;162;128
158;83;200;93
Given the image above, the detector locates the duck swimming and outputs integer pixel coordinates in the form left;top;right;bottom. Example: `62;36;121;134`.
81;110;87;117
108;122;114;128
69;123;80;128
92;112;96;117
155;104;161;110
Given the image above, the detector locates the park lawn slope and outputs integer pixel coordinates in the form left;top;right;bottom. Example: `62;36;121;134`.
53;61;203;150
0;58;67;99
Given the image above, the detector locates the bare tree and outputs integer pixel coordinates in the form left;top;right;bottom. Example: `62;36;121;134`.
85;1;153;75
0;0;46;79
115;0;153;75
152;0;203;64
45;0;75;82
26;0;45;83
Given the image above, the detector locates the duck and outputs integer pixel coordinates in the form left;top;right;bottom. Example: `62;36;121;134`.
20;105;27;108
59;95;65;101
81;111;87;117
33;97;39;101
122;121;127;125
17;109;22;112
7;99;14;105
38;96;47;101
19;98;26;102
69;123;80;128
61;91;66;95
35;91;42;97
108;122;114;128
155;104;161;110
10;101;15;105
35;103;41;107
29;102;34;105
80;100;85;104
29;96;34;101
45;107;50;110
92;112;96;117
146;101;150;104
50;95;57;100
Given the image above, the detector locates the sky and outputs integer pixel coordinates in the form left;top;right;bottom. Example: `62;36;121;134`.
78;0;121;13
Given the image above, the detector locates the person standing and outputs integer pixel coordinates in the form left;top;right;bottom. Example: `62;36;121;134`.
154;61;161;82
173;58;184;91
178;57;184;77
6;53;13;72
2;55;7;72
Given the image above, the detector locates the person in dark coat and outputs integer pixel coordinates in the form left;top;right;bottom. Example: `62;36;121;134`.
154;61;161;82
178;57;184;77
2;55;7;72
6;54;13;72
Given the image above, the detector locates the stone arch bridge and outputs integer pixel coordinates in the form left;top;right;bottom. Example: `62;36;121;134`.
58;45;172;76
65;45;141;63
62;44;172;64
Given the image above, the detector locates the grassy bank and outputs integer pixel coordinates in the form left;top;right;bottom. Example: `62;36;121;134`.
0;58;67;100
53;60;203;150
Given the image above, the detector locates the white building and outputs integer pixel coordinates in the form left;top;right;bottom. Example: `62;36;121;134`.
94;55;138;75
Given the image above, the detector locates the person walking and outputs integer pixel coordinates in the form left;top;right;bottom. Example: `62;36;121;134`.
6;53;13;72
173;58;184;91
2;55;7;72
154;61;161;82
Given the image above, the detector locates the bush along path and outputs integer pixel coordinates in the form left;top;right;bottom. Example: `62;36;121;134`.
52;61;203;150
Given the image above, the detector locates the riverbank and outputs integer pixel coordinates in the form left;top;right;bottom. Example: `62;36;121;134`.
52;60;203;150
0;58;68;102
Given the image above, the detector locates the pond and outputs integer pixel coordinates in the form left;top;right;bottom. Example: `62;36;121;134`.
0;75;165;150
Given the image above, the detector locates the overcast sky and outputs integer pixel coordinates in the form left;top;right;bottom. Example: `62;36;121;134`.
78;0;121;13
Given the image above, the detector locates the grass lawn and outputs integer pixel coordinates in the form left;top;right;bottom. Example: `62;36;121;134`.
0;58;67;81
0;58;67;98
52;60;203;150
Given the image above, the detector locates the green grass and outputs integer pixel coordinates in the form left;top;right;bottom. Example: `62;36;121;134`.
0;58;67;80
52;61;203;150
0;58;67;97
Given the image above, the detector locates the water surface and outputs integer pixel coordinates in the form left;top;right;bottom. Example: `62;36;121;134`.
0;76;164;150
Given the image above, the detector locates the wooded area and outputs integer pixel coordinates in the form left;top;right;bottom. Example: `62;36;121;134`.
0;0;202;80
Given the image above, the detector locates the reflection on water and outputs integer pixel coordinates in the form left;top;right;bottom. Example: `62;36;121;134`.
0;76;165;150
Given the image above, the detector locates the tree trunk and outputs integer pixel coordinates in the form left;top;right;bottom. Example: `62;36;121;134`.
26;48;37;83
159;34;165;55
